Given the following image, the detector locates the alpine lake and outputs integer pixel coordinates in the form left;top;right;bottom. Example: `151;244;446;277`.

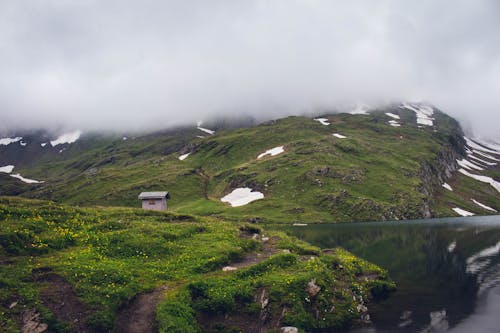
279;215;500;333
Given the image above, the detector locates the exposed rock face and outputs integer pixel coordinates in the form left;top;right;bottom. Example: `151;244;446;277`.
21;309;48;333
419;131;465;218
306;279;321;297
281;327;299;333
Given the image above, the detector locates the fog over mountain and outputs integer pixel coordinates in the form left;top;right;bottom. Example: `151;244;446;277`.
1;1;499;138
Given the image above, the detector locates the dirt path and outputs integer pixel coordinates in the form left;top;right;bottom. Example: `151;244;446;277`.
32;268;98;333
231;235;281;269
114;286;167;333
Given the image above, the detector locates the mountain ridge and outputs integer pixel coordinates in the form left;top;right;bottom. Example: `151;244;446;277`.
1;103;499;223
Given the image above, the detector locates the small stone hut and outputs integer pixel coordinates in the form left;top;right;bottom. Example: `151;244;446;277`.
138;191;170;211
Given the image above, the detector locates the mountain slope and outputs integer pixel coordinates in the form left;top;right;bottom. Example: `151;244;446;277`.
1;104;499;223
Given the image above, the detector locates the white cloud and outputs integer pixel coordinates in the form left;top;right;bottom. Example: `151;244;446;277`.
0;1;499;138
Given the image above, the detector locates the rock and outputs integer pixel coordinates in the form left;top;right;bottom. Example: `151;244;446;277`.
281;327;299;333
222;266;237;271
400;310;412;321
21;309;48;333
356;304;368;313
261;237;270;242
306;279;321;297
257;289;269;309
282;249;291;253
9;301;18;309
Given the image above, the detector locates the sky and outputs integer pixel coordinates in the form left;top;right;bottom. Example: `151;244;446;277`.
1;1;499;138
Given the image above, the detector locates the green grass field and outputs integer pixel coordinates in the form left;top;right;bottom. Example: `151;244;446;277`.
5;109;497;223
0;196;394;332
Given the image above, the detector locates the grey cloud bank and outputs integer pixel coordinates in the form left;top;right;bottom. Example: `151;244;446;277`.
1;1;499;138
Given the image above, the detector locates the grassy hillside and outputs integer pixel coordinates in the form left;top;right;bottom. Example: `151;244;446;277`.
0;197;394;332
2;107;499;223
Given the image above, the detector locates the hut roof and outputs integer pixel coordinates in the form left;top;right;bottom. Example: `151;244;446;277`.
138;191;170;199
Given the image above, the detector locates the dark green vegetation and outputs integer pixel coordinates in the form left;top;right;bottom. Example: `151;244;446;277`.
0;197;394;332
2;107;498;223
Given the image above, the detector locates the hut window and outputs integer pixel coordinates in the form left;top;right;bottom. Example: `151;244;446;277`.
148;199;156;205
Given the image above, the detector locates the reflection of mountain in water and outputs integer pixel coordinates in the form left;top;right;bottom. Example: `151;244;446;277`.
282;219;500;332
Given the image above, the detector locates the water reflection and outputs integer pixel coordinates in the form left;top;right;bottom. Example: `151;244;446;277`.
280;217;500;332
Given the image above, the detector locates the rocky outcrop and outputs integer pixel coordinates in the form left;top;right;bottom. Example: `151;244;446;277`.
418;127;465;217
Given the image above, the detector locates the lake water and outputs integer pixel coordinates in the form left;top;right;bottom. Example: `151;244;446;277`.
281;215;500;333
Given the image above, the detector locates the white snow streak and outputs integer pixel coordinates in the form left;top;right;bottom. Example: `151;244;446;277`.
464;137;500;155
456;159;484;171
388;120;401;127
197;126;215;135
314;118;330;126
332;133;347;139
466;241;500;274
458;168;500;193
468;154;497;166
41;142;47;147
442;183;453;191
10;173;44;184
400;103;434;126
385;112;400;120
0;137;22;145
452;207;475;217
178;153;190;161
0;165;15;173
447;241;457;253
471;199;497;212
20;141;27;146
472;138;500;152
472;150;500;162
50;130;81;146
221;188;264;207
257;146;284;159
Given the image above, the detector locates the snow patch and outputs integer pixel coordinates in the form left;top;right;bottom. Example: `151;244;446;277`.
400;103;434;126
472;150;500;162
464;137;500;155
385;112;400;120
221;188;264;207
196;121;215;135
50;130;81;146
447;241;457;253
122;137;127;141
388;120;401;127
466;241;500;274
452;207;474;217
197;127;215;135
468;154;497;166
471;138;500;152
442;183;453;191
471;199;497;212
41;142;47;147
350;103;369;115
456;159;484;171
314;118;330;126
0;137;22;145
0;165;15;173
332;133;347;139
20;141;27;147
458;168;500;193
178;153;190;161
10;173;44;184
258;146;285;159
